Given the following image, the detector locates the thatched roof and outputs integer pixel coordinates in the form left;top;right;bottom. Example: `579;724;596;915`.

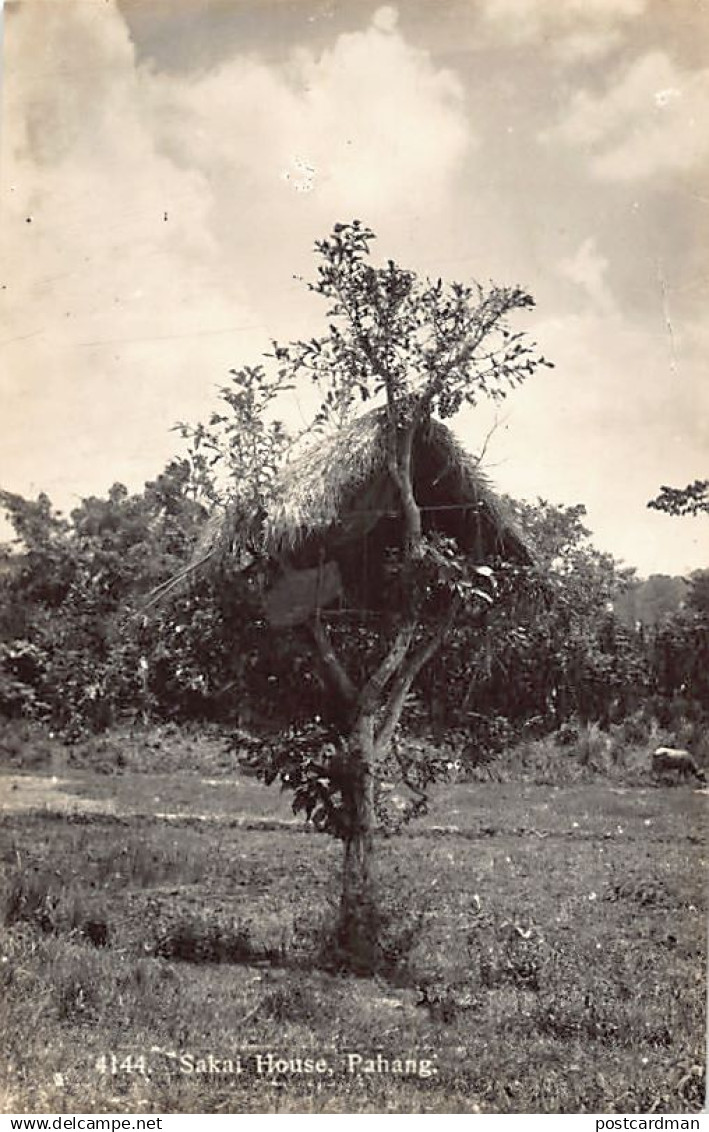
202;409;531;571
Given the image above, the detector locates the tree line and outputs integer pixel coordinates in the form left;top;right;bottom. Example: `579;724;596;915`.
1;449;706;745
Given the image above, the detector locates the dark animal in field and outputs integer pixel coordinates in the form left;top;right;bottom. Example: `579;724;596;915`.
651;747;706;784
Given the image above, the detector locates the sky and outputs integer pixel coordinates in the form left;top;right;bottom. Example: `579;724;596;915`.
0;0;707;577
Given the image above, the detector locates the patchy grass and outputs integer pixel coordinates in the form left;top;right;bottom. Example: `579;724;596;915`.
0;747;706;1114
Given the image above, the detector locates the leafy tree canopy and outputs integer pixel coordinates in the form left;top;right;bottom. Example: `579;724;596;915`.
648;480;709;517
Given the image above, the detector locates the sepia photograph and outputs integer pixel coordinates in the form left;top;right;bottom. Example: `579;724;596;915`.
0;0;707;1116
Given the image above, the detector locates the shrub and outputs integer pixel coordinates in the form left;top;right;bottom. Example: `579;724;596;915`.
261;982;322;1023
573;722;612;770
2;867;108;942
153;914;254;964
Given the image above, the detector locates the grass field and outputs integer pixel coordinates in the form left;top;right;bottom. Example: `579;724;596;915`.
0;729;706;1114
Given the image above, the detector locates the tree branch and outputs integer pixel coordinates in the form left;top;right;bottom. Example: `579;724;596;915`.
417;288;531;413
473;411;504;468
310;616;358;704
375;599;461;750
359;620;416;712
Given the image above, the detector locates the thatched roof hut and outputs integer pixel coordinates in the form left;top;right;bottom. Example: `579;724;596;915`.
203;409;531;627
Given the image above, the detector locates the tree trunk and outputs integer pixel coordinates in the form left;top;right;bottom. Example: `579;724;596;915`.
337;713;379;971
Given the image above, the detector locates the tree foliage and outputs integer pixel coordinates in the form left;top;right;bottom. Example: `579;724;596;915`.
648;480;709;517
0;464;209;733
416;499;648;747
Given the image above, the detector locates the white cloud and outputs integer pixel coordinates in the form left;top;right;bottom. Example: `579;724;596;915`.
372;6;399;33
150;10;470;230
558;238;614;313
0;1;472;506
0;1;262;500
478;0;646;62
544;51;709;180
